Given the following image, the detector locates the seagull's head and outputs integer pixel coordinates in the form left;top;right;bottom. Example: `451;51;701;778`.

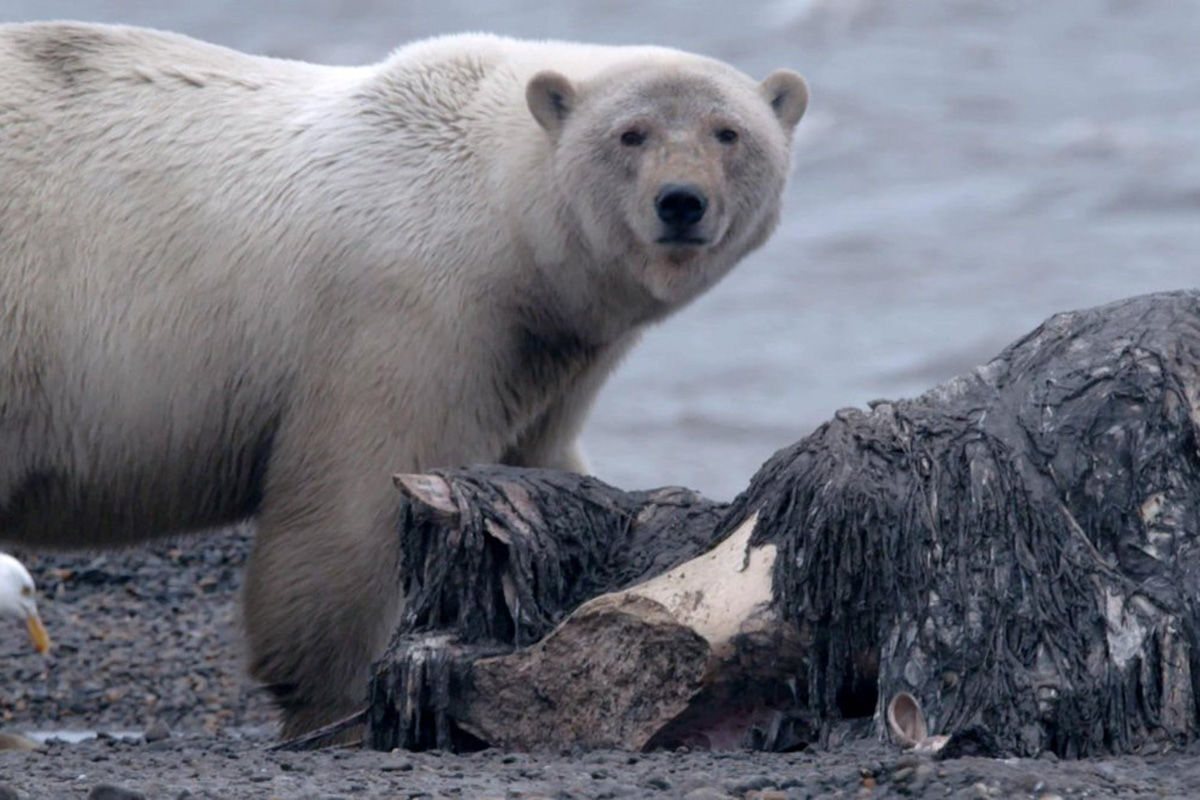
0;553;50;654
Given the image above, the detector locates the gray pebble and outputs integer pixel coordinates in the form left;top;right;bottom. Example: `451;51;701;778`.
143;720;171;743
592;781;642;798
676;774;719;794
1015;771;1046;794
0;783;20;800
643;774;673;791
953;782;996;800
727;775;777;794
683;789;733;800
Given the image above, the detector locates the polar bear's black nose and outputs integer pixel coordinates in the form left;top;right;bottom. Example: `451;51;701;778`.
656;184;708;229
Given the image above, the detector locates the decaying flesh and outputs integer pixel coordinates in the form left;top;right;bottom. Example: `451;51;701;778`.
350;291;1200;757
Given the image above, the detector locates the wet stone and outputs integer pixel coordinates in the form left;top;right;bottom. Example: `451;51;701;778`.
727;776;777;794
88;786;148;800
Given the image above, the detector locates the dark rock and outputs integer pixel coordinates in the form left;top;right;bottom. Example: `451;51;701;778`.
88;786;147;800
936;726;1004;760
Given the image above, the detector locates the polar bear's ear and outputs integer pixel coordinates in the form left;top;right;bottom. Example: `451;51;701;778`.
526;70;577;137
760;69;809;131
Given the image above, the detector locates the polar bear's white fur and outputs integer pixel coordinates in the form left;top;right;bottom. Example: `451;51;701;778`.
0;22;808;736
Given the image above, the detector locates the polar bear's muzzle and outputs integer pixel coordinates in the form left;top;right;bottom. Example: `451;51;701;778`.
654;183;710;245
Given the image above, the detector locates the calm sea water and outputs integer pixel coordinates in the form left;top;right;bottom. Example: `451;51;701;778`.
5;0;1198;499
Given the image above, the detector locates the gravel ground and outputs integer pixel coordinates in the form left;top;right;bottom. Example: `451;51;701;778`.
3;530;1200;799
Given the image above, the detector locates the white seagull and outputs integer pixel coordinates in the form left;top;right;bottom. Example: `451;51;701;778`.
0;553;50;654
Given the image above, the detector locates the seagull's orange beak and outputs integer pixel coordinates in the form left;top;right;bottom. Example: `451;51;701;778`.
26;611;50;654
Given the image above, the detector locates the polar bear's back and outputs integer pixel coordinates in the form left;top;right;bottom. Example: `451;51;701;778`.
0;21;316;95
0;23;326;269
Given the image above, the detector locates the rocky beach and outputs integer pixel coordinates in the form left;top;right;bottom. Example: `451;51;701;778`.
3;0;1200;796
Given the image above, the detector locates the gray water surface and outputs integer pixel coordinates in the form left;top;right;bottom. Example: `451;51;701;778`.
4;0;1197;499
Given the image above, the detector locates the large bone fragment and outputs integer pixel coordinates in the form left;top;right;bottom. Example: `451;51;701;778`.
451;514;810;751
368;468;735;750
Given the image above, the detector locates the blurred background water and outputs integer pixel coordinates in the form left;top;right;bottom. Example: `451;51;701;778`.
4;0;1197;499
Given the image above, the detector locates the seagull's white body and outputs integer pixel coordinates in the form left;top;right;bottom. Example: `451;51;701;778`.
0;553;50;653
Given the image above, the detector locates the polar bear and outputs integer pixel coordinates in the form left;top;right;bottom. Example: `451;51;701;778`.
0;22;808;736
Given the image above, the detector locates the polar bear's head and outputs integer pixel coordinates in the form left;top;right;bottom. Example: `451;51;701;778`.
527;57;807;310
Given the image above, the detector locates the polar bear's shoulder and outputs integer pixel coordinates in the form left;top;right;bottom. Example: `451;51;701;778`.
376;33;706;91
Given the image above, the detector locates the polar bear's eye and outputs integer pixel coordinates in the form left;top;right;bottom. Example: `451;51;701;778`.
715;128;739;145
619;129;646;147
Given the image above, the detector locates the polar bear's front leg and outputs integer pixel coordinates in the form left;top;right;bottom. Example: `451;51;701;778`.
500;335;637;475
499;381;595;474
503;410;592;473
243;453;408;738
